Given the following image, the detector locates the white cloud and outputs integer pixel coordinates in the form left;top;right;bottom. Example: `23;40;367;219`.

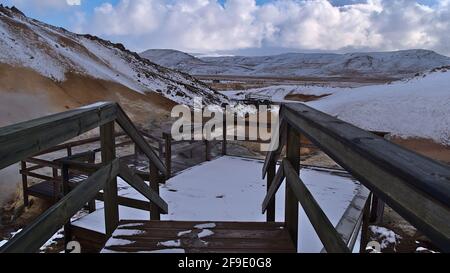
73;0;450;55
2;0;81;10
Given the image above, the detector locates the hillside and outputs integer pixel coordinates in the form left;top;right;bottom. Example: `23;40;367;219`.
141;49;450;80
0;5;227;121
224;67;450;147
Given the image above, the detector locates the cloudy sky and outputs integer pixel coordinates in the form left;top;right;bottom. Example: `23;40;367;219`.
1;0;449;56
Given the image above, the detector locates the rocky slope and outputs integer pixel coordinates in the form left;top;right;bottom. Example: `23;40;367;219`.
0;6;227;108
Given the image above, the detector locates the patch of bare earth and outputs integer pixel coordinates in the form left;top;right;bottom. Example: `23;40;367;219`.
284;93;331;102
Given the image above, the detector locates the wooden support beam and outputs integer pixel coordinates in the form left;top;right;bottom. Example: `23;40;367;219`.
222;112;227;156
283;159;350;253
285;124;299;248
163;133;172;179
262;164;284;214
205;140;211;161
115;105;167;176
266;160;276;222
118;162;168;215
150;164;161;220
100;121;119;236
21;161;29;207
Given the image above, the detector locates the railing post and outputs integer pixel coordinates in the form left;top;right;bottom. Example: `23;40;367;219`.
285;124;300;248
101;121;119;236
61;163;72;252
163;133;172;178
222;111;227;155
205;140;211;161
87;153;96;213
360;193;372;253
21;161;29;207
149;163;161;221
52;167;59;203
266;159;276;222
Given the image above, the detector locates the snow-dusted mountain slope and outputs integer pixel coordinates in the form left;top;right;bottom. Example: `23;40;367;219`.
141;49;450;80
0;6;227;106
224;68;450;145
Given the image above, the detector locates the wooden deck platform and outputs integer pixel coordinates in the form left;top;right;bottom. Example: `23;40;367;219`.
101;220;297;253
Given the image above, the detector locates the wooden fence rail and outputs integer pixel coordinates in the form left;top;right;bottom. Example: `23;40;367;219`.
262;103;450;252
0;102;169;253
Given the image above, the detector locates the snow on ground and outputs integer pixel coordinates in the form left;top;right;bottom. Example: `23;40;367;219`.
225;70;450;145
73;156;364;253
369;226;402;251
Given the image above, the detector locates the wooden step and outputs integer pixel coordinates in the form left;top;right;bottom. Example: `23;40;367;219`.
102;220;297;253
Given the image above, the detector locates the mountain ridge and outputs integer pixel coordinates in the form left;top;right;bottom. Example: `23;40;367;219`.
141;48;450;80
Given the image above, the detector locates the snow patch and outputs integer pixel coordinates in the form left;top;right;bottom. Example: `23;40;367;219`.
197;229;214;239
157;240;181;248
194;223;216;229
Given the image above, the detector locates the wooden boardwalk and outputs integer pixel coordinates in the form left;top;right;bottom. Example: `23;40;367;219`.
102;220;297;253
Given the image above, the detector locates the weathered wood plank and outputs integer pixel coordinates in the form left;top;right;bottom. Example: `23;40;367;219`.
262;118;286;179
101;121;119;236
283;159;350;253
115;105;167;176
266;160;276;222
282;103;450;251
103;220;296;253
321;185;371;253
118;162;168;214
285;124;299;248
0;160;120;253
0;102;117;170
261;165;284;214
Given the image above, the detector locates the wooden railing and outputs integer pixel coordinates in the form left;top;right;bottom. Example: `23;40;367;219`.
262;103;450;252
0;102;169;253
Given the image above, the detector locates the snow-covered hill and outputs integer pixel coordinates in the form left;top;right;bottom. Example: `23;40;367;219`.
224;67;450;146
141;49;450;80
0;6;227;106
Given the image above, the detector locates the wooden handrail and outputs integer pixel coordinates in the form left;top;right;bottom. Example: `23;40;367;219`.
0;102;170;252
283;159;350;253
0;160;120;253
281;103;450;251
0;102;117;171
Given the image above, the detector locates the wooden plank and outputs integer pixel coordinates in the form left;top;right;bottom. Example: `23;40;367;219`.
96;194;151;211
285;124;299;248
149;163;161;220
21;161;29;207
103;220;296;253
321;185;370;253
163;133;172;178
283;159;350;253
266;160;276;222
101;121;119;236
282;103;450;251
118;163;168;214
261;166;284;214
0;102;117;170
115;105;167;176
0;160;120;253
262;118;286;179
119;220;286;230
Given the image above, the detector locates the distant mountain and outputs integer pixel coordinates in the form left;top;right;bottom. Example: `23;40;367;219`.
140;49;450;80
0;6;227;107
